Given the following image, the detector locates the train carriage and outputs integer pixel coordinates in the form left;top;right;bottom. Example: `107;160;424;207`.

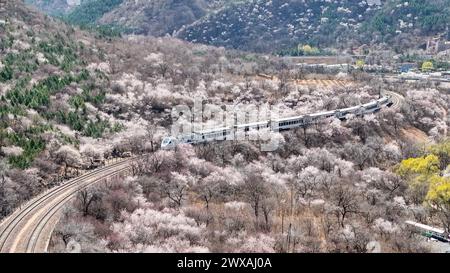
271;115;307;131
162;96;394;149
193;127;233;143
234;121;270;132
406;220;450;243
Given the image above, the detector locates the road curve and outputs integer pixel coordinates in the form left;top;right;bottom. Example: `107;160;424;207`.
0;158;135;253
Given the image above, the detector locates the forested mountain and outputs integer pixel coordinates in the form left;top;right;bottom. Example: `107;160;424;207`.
178;0;450;52
99;0;215;36
26;0;450;53
179;0;378;52
24;0;86;16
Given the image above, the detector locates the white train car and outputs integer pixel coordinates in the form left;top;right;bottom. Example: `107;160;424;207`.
234;121;270;132
193;127;233;143
270;114;308;131
161;127;233;149
405;220;449;243
161;96;393;149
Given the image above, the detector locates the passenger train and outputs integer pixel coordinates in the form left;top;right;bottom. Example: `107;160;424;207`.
161;96;393;149
405;220;450;243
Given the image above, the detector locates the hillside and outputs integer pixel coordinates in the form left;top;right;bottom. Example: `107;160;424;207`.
99;0;213;36
178;0;450;52
24;0;85;16
178;0;379;52
26;0;450;53
1;1;119;170
26;0;226;34
64;0;124;26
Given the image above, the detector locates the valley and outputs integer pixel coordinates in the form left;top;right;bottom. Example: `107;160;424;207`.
0;0;449;254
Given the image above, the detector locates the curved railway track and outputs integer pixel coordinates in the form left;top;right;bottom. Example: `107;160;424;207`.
384;91;403;110
0;158;135;253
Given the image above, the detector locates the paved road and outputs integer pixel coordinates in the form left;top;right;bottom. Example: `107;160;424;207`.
0;158;134;253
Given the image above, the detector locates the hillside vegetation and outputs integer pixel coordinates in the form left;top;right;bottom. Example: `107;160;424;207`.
0;0;284;222
99;0;212;36
3;1;449;253
65;0;124;26
24;0;86;16
178;0;450;52
26;0;450;53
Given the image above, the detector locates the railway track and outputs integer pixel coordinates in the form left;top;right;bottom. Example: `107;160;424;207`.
0;158;135;253
384;90;404;110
